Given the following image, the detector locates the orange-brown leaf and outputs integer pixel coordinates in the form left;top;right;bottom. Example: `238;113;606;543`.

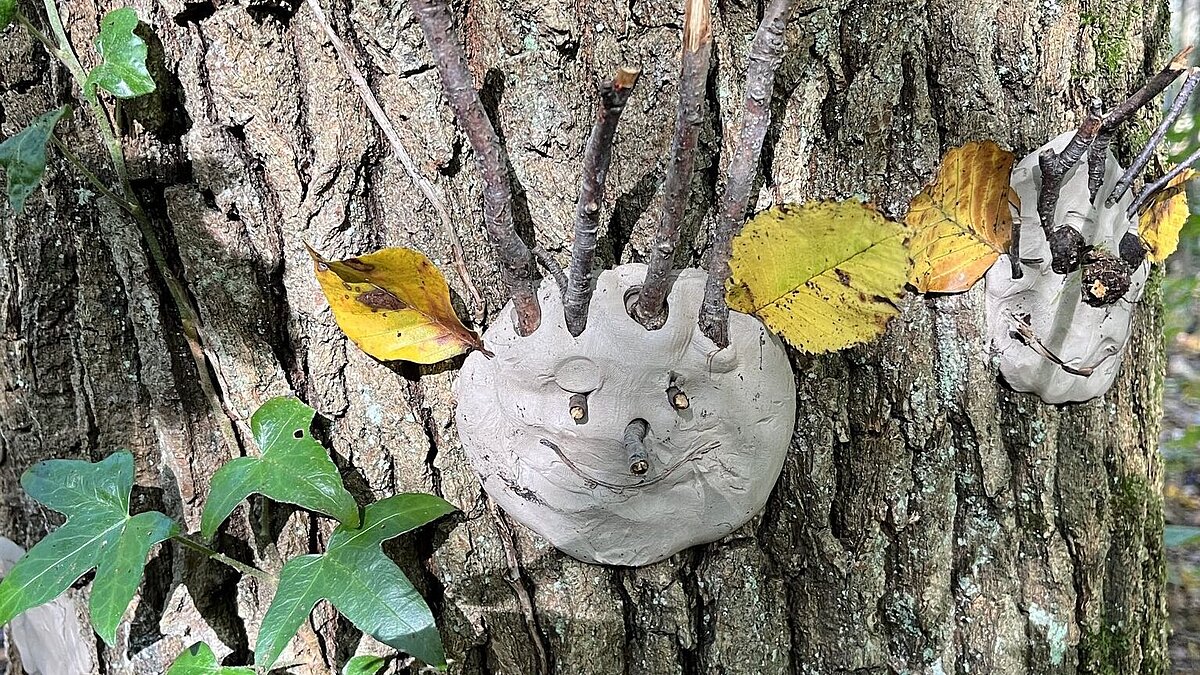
308;245;483;364
1138;168;1196;263
906;140;1018;293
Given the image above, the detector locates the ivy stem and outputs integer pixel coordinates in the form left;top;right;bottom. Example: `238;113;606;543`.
34;0;243;461
172;534;276;583
49;135;138;215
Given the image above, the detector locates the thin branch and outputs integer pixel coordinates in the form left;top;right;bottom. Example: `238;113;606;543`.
1033;101;1102;274
1127;143;1200;217
531;245;566;293
697;0;796;346
563;66;641;336
1107;68;1200;207
633;0;713;330
1099;46;1193;133
1009;312;1116;377
409;0;541;335
306;0;484;323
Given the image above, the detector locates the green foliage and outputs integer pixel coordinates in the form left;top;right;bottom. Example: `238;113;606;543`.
201;397;361;539
255;494;455;670
343;655;389;675
1165;525;1200;550
0;451;178;645
85;8;155;99
167;642;255;674
0;0;15;31
0;105;69;213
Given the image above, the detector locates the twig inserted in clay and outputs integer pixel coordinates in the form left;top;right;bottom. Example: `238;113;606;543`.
634;0;712;330
1108;68;1200;208
564;67;642;336
569;393;589;424
624;419;650;475
409;0;541;335
697;0;798;346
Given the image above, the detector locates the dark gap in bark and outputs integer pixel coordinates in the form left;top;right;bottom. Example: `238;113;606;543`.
610;567;639;674
179;531;254;663
677;549;710;674
399;366;445;499
437;136;465;178
245;0;301;26
601;168;661;266
173;0;218;25
127;486;174;655
331;613;361;669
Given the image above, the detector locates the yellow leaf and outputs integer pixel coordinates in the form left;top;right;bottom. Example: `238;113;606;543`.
906;140;1018;293
726;201;910;354
308;245;484;364
1138;168;1196;263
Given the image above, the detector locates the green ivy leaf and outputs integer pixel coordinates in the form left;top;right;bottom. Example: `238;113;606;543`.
85;8;155;99
0;0;16;31
167;642;255;675
0;451;178;645
255;494;455;670
201;397;361;539
343;655;389;675
0;105;69;213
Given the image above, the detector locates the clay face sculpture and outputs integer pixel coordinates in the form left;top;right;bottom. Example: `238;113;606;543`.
455;264;796;566
986;132;1148;404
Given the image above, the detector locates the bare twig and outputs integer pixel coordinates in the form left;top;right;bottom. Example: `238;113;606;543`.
563;67;641;336
1099;46;1193;133
624;418;650;475
1033;102;1102;274
1009;212;1025;278
633;0;713;329
1107;68;1200;208
1009;313;1116;377
666;385;689;409
307;0;484;322
409;0;541;335
697;0;796;346
1127;144;1200;217
531;246;567;293
568;392;588;424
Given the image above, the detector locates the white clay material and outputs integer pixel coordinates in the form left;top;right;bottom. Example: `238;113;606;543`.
455;264;796;566
0;537;96;675
985;131;1147;404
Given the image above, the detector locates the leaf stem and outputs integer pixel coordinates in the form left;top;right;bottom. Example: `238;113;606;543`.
34;0;244;461
49;134;138;215
172;534;275;583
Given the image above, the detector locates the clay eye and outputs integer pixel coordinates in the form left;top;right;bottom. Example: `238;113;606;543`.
666;385;689;410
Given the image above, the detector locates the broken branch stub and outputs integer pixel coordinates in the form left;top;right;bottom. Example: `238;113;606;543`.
408;0;541;335
699;0;798;347
564;66;642;337
634;0;712;330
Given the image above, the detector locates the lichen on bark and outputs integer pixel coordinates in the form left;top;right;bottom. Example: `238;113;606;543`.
0;0;1172;672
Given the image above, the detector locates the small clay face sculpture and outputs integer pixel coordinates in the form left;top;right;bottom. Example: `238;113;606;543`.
456;264;796;566
986;131;1148;403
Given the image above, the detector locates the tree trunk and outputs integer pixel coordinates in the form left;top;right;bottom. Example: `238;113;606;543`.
0;0;1173;673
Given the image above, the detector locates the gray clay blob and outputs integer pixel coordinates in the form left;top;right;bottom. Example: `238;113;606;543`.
985;131;1148;404
455;264;797;566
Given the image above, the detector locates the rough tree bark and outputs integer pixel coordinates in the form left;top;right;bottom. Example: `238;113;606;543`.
0;0;1173;673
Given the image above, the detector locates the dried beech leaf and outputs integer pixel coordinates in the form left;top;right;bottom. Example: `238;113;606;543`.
1138;168;1196;262
907;140;1018;293
726;201;910;354
309;245;484;364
